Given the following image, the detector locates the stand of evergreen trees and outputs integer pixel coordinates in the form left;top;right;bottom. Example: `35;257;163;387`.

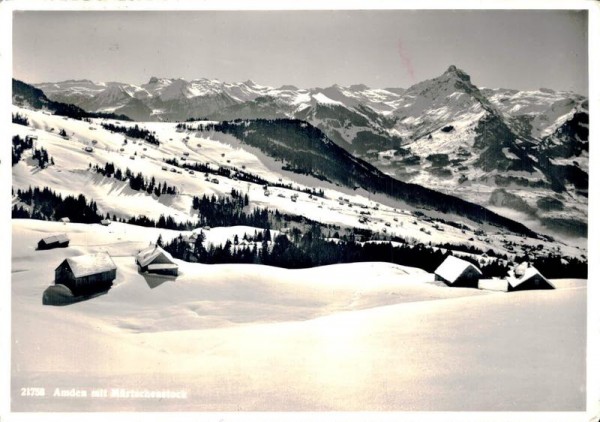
12;185;193;230
175;120;210;130
192;189;270;228
12;113;29;126
479;260;510;278
161;225;533;278
100;122;160;145
92;162;177;195
437;242;509;260
12;135;54;168
12;135;33;165
163;233;260;264
12;186;101;223
162;225;452;271
33;147;53;168
125;214;194;231
457;254;510;278
176;122;195;130
524;254;587;279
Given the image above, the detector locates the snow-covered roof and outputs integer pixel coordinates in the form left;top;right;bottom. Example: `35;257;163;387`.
434;255;481;283
40;234;69;244
507;266;553;288
513;262;529;278
148;263;178;271
59;217;70;222
136;245;176;268
61;252;117;278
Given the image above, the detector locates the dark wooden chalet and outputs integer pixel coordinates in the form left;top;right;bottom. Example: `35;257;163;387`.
38;234;70;250
54;252;117;295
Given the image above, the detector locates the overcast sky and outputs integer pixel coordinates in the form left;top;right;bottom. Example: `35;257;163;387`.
13;10;588;94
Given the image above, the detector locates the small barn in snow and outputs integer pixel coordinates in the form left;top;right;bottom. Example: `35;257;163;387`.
37;234;70;250
54;252;117;295
434;255;482;288
508;263;554;292
136;245;178;277
100;219;112;226
59;217;70;223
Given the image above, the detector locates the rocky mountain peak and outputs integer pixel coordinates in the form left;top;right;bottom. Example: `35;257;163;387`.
444;65;471;83
403;65;477;101
442;65;471;84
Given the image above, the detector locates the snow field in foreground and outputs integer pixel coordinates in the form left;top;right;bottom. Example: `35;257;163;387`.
11;220;586;411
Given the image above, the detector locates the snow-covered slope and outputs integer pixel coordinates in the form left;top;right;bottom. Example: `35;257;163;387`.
11;106;586;260
482;87;587;139
11;219;586;411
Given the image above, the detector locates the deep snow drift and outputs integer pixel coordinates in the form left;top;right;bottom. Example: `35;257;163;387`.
11;220;586;411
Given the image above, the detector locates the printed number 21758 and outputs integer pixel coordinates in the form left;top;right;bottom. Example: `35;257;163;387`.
20;387;45;397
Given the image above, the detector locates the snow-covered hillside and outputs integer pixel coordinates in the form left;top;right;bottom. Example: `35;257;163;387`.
11;106;585;259
11;219;586;411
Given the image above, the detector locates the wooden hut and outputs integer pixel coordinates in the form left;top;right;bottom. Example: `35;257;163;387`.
100;219;112;226
136;245;178;277
54;252;117;295
434;255;482;288
37;234;70;250
59;217;70;223
508;264;554;292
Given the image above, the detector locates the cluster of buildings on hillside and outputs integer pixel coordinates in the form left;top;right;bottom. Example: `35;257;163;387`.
434;255;554;291
39;233;178;305
38;232;553;306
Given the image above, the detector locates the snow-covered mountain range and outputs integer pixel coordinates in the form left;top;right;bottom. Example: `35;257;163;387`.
30;66;589;238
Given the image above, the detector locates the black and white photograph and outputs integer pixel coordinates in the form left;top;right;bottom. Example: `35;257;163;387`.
1;1;598;420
